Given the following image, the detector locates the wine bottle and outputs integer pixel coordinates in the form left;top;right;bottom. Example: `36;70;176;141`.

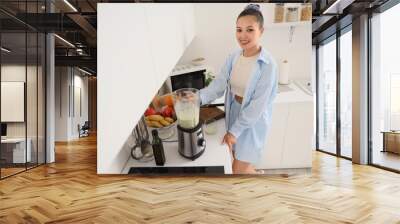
152;130;166;166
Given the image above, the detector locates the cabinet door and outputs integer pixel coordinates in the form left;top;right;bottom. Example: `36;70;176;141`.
97;4;158;173
145;4;195;89
257;103;289;169
281;102;313;168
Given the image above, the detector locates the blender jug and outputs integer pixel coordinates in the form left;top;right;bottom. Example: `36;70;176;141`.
173;88;200;129
173;88;206;160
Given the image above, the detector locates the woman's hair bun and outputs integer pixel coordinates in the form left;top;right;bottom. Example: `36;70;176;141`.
245;4;261;11
238;3;264;28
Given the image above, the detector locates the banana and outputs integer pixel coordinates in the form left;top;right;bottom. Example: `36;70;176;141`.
150;121;163;128
160;119;171;126
145;120;152;127
147;115;164;121
164;117;174;123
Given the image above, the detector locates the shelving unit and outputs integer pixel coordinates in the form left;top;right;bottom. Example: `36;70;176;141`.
267;21;311;28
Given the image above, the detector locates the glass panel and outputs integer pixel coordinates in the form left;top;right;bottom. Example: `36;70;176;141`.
371;3;400;171
1;31;27;177
27;31;38;169
340;29;352;158
318;37;337;154
38;32;45;165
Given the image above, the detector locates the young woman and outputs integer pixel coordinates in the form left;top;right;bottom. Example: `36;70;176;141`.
199;4;278;174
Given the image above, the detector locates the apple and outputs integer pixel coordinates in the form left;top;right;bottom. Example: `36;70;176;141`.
161;106;174;118
144;107;156;116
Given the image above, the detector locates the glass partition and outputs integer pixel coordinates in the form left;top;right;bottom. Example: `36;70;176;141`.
371;3;400;171
1;31;28;177
0;1;46;179
340;29;352;158
317;37;337;155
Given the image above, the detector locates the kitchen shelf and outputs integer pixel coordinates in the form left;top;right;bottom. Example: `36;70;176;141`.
266;21;310;28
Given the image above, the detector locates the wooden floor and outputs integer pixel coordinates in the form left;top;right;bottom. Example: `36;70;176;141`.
373;150;400;171
1;135;400;223
1;167;26;178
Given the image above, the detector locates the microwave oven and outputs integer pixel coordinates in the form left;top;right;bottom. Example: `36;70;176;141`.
167;65;206;92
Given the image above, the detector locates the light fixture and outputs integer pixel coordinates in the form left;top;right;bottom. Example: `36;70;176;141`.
78;67;93;76
322;0;355;15
54;34;75;48
63;0;78;12
1;47;11;53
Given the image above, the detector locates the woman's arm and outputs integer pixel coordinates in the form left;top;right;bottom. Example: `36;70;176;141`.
228;62;278;138
199;54;233;105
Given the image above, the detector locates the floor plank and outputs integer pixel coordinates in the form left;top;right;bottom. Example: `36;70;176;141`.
0;134;400;223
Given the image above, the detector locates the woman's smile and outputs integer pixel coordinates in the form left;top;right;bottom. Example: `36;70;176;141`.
236;15;263;55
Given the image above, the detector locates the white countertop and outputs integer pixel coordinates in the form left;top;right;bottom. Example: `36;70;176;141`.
122;119;233;174
210;82;313;107
275;83;313;103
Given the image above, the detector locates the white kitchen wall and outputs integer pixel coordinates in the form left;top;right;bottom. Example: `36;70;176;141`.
97;3;195;173
177;3;312;81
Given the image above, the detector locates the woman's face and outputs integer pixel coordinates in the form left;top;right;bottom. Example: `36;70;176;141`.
236;15;264;51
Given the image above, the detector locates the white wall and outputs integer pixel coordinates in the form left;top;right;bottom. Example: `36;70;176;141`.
97;3;195;173
55;67;69;141
55;67;89;141
177;3;312;81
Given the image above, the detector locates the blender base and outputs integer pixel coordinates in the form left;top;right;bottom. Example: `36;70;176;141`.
179;147;205;161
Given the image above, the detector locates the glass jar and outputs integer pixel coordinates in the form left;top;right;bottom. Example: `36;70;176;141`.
286;7;299;23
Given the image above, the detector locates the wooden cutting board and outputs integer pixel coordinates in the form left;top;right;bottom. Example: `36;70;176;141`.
200;107;225;124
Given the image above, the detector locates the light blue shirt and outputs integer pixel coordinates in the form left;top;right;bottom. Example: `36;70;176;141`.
199;47;278;162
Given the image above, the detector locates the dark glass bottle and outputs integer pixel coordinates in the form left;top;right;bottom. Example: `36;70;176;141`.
152;130;166;166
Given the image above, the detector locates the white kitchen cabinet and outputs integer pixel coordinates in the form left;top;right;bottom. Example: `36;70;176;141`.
98;4;158;173
98;4;196;174
280;102;313;168
257;83;314;169
145;4;195;90
259;103;289;168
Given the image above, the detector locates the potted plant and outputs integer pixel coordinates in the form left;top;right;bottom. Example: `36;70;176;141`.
204;70;215;87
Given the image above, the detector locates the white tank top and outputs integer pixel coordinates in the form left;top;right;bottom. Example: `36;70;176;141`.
230;53;258;97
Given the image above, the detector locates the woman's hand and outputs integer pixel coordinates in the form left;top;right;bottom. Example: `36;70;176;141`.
221;132;237;152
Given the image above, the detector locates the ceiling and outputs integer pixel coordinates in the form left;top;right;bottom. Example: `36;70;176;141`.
0;0;394;75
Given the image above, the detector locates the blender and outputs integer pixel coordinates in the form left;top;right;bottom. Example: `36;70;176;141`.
173;88;206;160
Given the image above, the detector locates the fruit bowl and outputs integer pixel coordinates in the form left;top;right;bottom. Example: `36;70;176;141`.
144;114;177;140
145;105;177;140
144;100;177;140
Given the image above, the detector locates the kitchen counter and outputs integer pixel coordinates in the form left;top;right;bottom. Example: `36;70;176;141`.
275;82;313;103
122;81;313;174
122;119;233;174
211;82;312;106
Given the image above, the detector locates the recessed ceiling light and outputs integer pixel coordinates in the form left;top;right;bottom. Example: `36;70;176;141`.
323;0;354;15
63;0;78;12
78;67;93;76
1;47;11;53
54;34;75;48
